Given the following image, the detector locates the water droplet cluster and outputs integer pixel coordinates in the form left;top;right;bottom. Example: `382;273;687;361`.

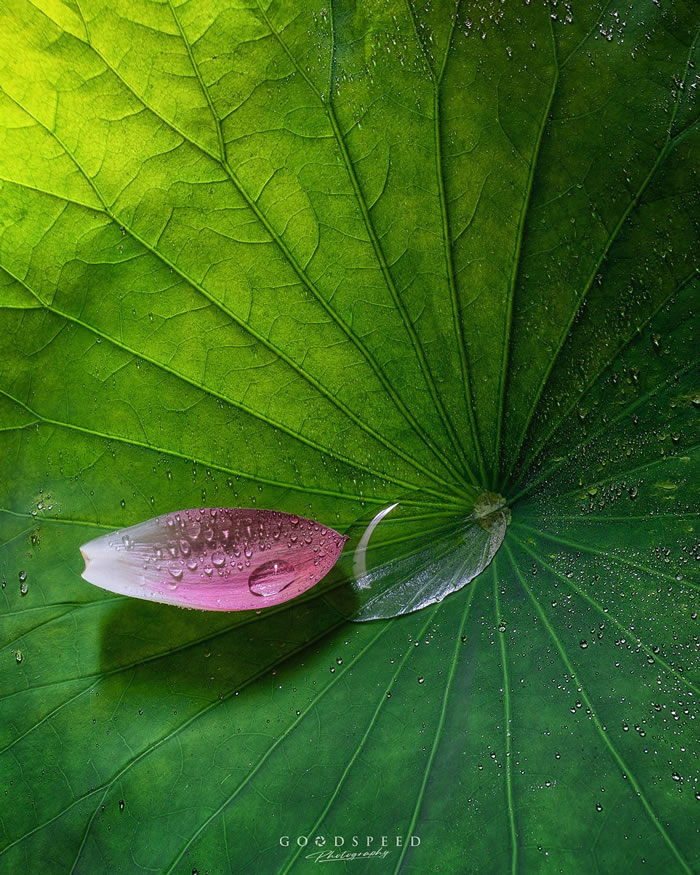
108;508;346;598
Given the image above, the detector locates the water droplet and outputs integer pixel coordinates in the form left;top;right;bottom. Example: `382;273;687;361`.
580;640;588;649
418;676;424;684
596;802;603;812
179;539;191;556
18;570;27;582
118;799;125;812
212;552;226;568
15;650;23;664
168;567;183;582
186;519;201;540
248;559;296;597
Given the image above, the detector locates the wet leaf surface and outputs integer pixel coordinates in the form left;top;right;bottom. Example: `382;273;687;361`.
0;1;697;872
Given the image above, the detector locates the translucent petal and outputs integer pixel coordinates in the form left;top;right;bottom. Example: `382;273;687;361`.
332;493;510;621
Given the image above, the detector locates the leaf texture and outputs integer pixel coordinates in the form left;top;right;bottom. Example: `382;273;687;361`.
0;1;698;872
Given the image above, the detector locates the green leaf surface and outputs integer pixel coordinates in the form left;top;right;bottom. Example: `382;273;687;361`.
0;0;698;872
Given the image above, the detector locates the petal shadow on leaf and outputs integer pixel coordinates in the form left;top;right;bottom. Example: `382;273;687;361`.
95;583;351;698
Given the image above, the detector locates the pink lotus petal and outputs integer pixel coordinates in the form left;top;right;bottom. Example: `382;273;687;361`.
80;508;348;611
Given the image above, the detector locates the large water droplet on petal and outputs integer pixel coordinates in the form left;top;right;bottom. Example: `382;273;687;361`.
248;559;296;597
